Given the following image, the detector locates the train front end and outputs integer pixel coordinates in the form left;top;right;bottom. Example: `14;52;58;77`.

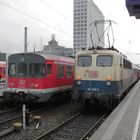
3;53;47;102
72;50;120;106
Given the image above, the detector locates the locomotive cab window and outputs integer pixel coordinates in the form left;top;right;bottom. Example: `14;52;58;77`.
97;55;112;67
78;56;92;67
29;63;45;77
18;63;27;76
8;63;16;76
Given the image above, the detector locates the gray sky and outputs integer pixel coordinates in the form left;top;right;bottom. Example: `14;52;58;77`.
0;0;140;63
0;0;73;53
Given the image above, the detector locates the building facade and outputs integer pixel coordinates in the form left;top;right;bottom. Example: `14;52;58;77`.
43;34;73;57
73;0;104;54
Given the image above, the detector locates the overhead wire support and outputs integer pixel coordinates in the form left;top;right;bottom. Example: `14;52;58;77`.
0;1;73;37
90;20;117;48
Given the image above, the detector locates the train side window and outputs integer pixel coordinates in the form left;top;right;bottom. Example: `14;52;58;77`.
57;64;64;78
47;64;52;75
8;63;16;76
123;59;126;68
66;65;72;78
97;55;112;67
30;63;45;77
18;63;27;76
123;59;132;69
120;57;123;67
78;56;91;67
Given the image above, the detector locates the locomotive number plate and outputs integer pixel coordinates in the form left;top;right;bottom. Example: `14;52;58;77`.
88;71;98;78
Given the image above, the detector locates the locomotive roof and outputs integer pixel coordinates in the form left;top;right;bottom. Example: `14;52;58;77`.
10;52;74;63
76;48;126;58
37;52;74;62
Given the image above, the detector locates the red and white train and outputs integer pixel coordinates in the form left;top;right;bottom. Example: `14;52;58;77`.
3;52;74;102
0;61;6;83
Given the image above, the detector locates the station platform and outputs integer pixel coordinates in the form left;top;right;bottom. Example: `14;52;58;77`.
90;80;140;140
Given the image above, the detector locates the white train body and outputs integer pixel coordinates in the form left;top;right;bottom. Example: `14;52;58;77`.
72;48;139;107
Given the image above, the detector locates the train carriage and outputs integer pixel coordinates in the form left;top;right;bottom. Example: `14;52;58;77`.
72;47;139;108
3;52;74;102
0;61;6;83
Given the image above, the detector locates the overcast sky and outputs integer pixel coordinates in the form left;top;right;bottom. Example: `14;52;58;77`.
0;0;140;63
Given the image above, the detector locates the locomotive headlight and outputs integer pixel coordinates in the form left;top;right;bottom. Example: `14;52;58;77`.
106;76;112;81
77;75;81;80
77;80;81;85
106;81;111;86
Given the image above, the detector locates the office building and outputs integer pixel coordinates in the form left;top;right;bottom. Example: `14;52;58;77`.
73;0;104;54
43;34;73;57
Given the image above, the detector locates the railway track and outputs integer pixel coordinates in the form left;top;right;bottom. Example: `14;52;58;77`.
0;102;81;139
0;104;53;138
35;110;108;140
1;102;108;140
0;106;22;138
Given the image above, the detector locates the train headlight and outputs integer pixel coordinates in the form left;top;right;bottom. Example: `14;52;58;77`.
34;84;39;88
30;83;39;88
30;83;35;88
77;80;81;85
9;82;14;87
77;75;81;80
106;81;111;86
106;76;112;81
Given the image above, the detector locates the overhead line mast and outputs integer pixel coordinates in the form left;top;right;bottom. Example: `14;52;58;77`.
24;27;27;53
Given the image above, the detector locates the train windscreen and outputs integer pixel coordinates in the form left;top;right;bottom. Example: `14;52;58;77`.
8;63;46;77
78;56;92;67
29;63;46;77
96;55;112;67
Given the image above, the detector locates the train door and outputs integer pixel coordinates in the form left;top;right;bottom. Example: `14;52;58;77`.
120;56;123;90
46;62;53;88
57;64;64;91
